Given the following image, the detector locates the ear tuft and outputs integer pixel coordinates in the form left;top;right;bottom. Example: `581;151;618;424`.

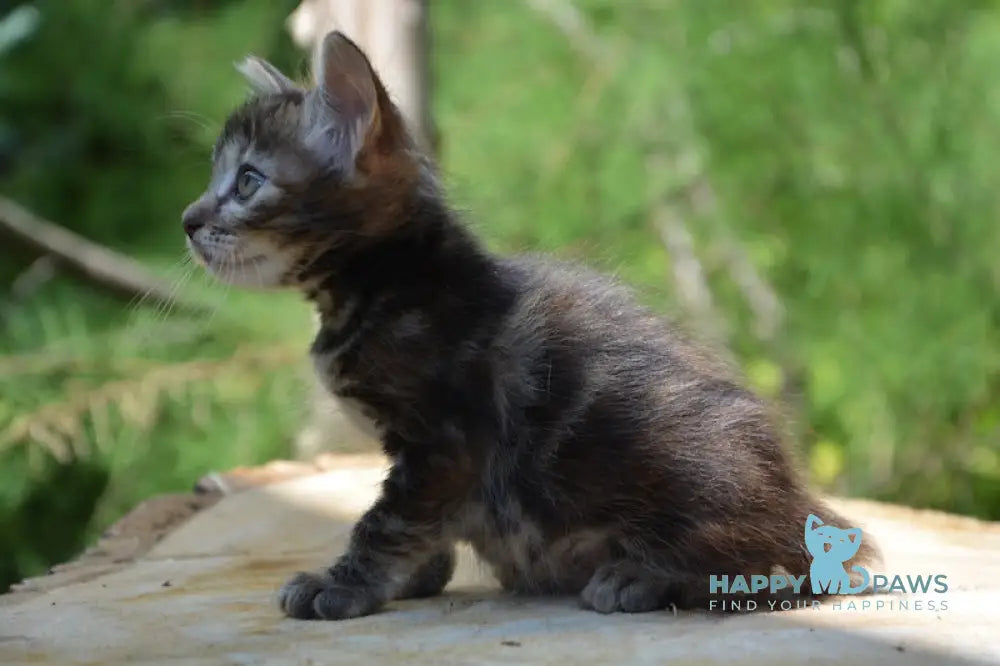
236;56;299;95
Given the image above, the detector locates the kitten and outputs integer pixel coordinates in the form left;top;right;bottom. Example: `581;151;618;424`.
182;32;877;619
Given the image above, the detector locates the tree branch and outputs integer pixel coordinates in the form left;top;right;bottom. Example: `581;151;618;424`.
0;196;205;313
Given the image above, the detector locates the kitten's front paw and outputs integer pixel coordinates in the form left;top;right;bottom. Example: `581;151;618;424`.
580;562;669;614
278;571;382;620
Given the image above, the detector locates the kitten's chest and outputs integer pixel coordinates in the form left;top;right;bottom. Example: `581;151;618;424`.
310;331;387;440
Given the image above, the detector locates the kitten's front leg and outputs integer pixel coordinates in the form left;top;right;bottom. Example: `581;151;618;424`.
278;449;465;620
396;547;456;599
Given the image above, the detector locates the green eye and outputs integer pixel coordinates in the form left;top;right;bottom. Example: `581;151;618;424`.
234;166;265;200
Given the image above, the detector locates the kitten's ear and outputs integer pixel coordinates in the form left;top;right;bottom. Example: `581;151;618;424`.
309;31;409;170
314;32;378;127
806;514;823;531
236;56;300;95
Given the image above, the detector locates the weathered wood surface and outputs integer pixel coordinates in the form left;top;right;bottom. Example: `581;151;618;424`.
2;454;998;665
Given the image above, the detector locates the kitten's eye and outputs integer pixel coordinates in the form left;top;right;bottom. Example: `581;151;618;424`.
234;166;265;201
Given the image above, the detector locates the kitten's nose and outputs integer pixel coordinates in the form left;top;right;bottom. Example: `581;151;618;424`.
182;217;203;238
181;201;207;238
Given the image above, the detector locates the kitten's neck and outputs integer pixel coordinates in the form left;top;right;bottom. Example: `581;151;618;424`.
303;189;499;329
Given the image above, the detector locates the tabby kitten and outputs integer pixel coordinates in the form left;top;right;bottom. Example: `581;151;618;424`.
182;32;876;620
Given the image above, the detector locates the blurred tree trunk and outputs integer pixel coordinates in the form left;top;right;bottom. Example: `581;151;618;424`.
285;0;435;457
287;0;436;152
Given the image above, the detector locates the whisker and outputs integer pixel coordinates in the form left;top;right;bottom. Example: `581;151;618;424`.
145;262;189;329
203;251;234;329
155;110;219;133
125;253;190;315
153;260;196;326
124;254;197;343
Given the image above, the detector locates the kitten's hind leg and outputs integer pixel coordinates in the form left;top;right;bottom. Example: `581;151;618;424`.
580;560;671;614
396;547;456;599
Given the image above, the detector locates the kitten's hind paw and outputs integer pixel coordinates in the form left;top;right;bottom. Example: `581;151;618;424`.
580;561;670;614
278;571;382;620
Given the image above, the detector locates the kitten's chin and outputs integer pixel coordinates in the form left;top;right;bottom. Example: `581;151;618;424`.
208;256;289;289
188;242;290;289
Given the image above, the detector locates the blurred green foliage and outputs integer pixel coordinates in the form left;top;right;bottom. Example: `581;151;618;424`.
1;0;998;590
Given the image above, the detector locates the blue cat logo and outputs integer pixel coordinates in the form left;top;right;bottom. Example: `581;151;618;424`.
805;514;870;595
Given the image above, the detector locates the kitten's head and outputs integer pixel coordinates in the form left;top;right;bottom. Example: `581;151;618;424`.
181;31;418;288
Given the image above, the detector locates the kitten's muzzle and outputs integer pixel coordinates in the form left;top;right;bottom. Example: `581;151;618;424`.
181;198;212;238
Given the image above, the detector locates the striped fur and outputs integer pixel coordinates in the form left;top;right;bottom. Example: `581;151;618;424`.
182;32;877;620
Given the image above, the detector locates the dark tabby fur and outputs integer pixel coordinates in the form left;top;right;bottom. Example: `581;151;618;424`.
182;32;877;620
